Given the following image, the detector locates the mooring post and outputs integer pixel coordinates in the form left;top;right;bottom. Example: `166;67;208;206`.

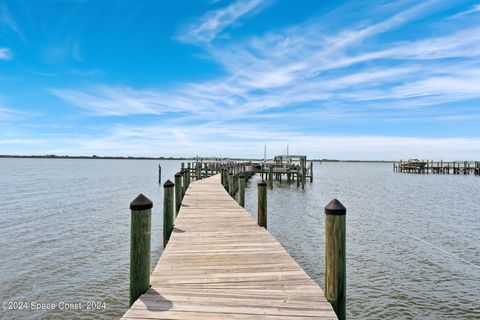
239;174;246;207
325;199;346;320
297;165;300;187
158;164;162;184
181;170;187;198
310;161;314;182
223;169;228;190
257;180;267;228
234;172;239;194
129;194;152;307
228;172;234;196
174;173;182;216
163;180;174;247
302;159;306;190
268;166;273;189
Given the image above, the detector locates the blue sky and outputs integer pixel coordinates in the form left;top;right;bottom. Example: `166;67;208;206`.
1;0;480;159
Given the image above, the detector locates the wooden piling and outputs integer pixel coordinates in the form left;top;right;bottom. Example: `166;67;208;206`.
325;199;346;320
268;166;273;189
129;194;152;307
310;161;314;182
257;180;267;229
181;170;187;198
239;174;245;207
222;169;228;190
228;172;234;196
296;165;300;187
158;165;161;184
302;159;306;190
163;180;174;248
174;173;182;216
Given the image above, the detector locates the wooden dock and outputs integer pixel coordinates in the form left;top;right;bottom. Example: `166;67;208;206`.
122;174;338;319
394;159;480;175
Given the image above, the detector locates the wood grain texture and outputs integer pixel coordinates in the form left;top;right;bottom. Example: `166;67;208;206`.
122;174;337;319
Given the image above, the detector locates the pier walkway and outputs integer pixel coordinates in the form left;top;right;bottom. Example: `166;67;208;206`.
122;174;337;319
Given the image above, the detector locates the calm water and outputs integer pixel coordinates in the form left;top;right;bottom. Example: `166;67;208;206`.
0;159;479;319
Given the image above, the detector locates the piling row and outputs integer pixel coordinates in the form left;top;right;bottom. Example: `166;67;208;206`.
394;160;480;175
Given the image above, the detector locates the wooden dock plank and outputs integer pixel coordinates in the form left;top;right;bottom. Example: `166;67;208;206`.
122;174;337;319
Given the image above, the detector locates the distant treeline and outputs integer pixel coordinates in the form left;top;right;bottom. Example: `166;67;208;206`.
0;154;394;163
0;154;189;160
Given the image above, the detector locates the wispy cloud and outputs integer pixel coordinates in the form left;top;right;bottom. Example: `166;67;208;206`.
47;1;480;158
0;4;26;41
454;3;480;17
53;1;480;119
43;122;480;160
0;47;12;60
67;69;104;77
177;0;268;44
49;86;214;116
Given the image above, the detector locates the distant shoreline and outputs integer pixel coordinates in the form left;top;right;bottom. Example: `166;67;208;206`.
0;154;394;163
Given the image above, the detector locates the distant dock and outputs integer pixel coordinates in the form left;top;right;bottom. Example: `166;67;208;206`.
123;159;345;319
394;159;480;175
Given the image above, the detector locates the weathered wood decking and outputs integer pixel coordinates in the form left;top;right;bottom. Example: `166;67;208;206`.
122;174;337;319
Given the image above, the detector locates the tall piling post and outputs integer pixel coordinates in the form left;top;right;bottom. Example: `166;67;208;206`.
174;173;182;216
182;170;187;198
268;166;273;189
302;159;306;189
129;194;152;307
228;172;234;196
163;180;175;248
310;161;314;182
223;169;228;190
296;165;300;187
158;165;162;184
239;174;246;207
257;180;267;228
324;199;346;320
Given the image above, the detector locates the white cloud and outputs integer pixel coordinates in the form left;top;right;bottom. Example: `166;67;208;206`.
50;86;196;116
47;1;480;158
0;47;12;60
0;139;45;145
454;3;480;17
0;5;25;41
42;122;480;160
177;0;267;44
54;1;480;120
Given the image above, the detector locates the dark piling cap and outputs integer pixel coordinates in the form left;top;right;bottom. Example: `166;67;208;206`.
175;172;182;177
258;180;267;186
228;172;233;175
163;179;174;188
130;194;153;210
325;199;346;215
